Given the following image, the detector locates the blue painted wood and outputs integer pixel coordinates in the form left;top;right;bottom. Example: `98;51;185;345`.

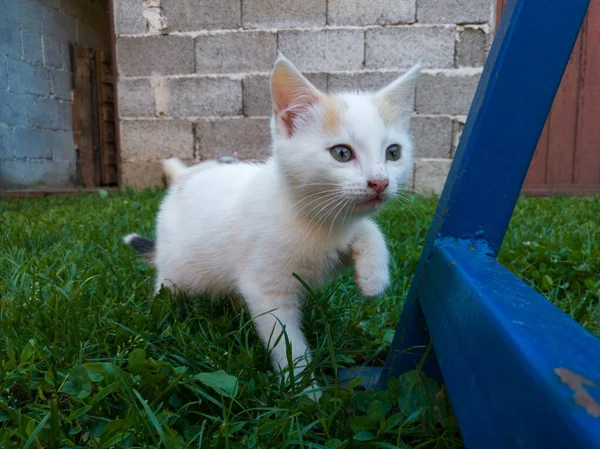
420;239;600;449
379;0;592;386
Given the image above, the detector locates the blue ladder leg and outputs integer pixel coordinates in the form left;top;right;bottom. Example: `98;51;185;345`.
371;0;600;447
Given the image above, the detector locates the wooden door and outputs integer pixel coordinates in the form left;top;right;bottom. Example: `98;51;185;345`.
72;46;118;187
497;0;600;195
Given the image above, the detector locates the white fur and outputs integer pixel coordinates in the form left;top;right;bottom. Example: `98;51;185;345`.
134;55;419;400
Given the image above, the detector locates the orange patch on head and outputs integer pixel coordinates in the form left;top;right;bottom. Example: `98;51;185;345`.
320;94;345;136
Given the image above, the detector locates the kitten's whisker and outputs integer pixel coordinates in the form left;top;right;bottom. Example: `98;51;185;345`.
327;197;351;242
281;182;340;194
298;194;345;227
340;196;353;235
294;191;343;217
391;196;420;232
291;189;341;212
393;193;430;216
392;194;425;216
296;194;346;249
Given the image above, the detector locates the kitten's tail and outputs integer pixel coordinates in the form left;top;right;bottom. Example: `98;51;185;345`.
163;156;240;185
123;233;155;264
162;158;188;185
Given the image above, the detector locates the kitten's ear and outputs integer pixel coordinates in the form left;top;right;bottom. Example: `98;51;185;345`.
375;63;421;128
271;54;321;137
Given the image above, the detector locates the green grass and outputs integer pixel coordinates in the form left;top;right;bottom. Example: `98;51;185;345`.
0;190;598;448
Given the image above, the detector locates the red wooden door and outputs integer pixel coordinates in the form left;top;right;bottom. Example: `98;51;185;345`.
497;0;600;195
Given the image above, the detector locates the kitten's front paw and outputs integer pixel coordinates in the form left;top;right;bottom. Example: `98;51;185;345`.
355;254;390;297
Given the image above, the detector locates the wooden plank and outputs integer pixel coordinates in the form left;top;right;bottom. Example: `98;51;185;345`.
574;1;600;184
97;50;118;186
73;46;95;188
96;50;109;185
546;31;583;186
107;0;122;187
89;49;103;186
104;127;115;143
102;104;115;122
419;240;600;449
524;183;600;196
101;86;114;102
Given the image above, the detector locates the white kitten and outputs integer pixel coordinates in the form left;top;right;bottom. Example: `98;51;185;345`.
125;55;420;400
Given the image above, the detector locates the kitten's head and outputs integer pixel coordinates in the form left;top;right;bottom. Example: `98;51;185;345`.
270;54;419;222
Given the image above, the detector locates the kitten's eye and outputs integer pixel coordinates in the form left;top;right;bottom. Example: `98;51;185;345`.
386;144;402;161
330;145;353;163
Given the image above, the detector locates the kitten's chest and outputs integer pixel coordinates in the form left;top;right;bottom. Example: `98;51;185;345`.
283;242;347;287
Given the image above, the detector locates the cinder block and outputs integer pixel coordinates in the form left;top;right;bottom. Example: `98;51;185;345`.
165;77;242;117
114;0;146;35
0;159;76;189
243;72;327;117
55;100;73;131
0;54;7;90
0;91;31;127
328;0;415;26
366;26;454;69
451;117;466;155
196;118;271;160
0;22;23;58
416;72;480;115
414;158;452;195
7;58;50;95
121;159;165;188
243;0;326;28
327;71;402;93
195;31;277;74
61;43;71;71
4;1;43;32
118;78;155;117
27;97;60;129
162;0;241;32
50;69;72;100
22;32;44;65
52;130;76;160
13;127;54;158
120;119;194;159
411;116;452;158
278;29;364;72
417;0;492;24
42;8;78;43
117;36;195;76
0;124;13;159
42;35;63;68
455;27;488;67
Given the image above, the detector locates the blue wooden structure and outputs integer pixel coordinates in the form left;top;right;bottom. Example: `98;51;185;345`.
340;0;600;447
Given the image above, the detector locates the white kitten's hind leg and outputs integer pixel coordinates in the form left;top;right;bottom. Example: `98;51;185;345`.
352;219;390;297
240;281;321;401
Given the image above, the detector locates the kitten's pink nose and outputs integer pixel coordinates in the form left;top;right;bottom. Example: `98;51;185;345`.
367;178;389;195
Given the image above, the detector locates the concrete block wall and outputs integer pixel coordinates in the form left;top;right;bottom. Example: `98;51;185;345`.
113;0;495;192
0;0;111;190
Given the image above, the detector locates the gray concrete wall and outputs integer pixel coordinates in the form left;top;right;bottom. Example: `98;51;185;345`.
114;0;495;192
0;0;111;190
